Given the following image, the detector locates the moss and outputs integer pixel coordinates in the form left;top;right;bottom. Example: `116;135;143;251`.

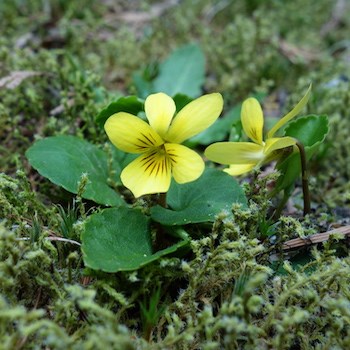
2;206;350;349
1;0;350;348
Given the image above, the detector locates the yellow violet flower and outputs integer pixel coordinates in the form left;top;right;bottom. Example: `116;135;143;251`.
205;85;311;175
105;92;223;197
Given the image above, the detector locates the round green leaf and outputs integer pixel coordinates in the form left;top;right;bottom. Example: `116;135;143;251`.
26;135;124;206
150;168;247;225
82;207;188;272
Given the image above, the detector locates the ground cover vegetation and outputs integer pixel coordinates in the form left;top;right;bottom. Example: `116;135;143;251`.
1;0;350;349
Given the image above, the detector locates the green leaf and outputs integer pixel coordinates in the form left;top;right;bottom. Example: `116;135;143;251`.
26;136;124;206
275;115;329;192
132;63;159;98
82;207;189;272
172;93;193;112
151;168;247;225
153;43;205;98
284;114;329;147
189;105;241;146
110;144;137;173
96;95;144;128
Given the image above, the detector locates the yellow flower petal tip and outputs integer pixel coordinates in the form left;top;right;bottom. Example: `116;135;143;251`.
105;92;223;197
268;84;312;138
241;97;264;145
166;93;224;143
145;93;176;138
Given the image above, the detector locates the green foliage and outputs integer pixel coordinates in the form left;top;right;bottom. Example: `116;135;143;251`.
284;114;329;146
153;43;205;98
147;212;350;349
26;135;125;206
172;93;193;112
189;104;242;146
133;43;205;98
151;168;247;225
276;114;329;192
1;0;350;348
96;95;144;128
82;207;189;272
296;76;350;207
56;201;79;239
0;170;50;225
139;285;165;341
2;206;350;349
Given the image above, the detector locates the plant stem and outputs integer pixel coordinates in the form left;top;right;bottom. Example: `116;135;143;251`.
295;140;311;215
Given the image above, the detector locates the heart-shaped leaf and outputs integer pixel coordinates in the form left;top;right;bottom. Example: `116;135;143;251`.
96;95;144;128
151;168;247;225
82;207;189;272
26;136;124;206
275;115;329;192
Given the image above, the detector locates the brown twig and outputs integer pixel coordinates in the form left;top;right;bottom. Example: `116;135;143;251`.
282;225;350;250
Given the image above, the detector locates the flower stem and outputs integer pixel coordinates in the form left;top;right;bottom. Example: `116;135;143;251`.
295;140;311;215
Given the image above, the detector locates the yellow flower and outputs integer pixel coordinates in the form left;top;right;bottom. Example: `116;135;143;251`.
205;85;311;175
105;92;223;197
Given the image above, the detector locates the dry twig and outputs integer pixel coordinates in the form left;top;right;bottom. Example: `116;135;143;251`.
282;225;350;250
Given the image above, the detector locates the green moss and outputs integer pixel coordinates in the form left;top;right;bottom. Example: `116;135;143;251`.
1;0;350;348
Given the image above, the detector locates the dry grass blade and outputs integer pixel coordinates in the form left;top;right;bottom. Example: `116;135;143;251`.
115;0;180;23
0;71;43;89
278;39;320;64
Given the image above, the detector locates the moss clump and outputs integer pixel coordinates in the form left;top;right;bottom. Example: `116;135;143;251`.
1;214;350;349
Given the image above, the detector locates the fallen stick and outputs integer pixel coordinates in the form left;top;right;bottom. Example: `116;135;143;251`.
282;225;350;250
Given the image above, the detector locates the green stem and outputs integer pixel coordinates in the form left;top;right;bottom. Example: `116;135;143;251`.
295;140;311;215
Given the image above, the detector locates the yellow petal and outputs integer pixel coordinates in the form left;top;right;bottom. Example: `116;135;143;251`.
145;93;176;138
205;142;264;165
264;137;296;155
104;112;164;153
267;84;312;138
166;93;223;143
121;148;171;197
165;143;204;184
224;164;257;176
241;97;264;145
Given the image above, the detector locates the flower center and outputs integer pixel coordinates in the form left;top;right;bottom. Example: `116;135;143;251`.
157;144;167;156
